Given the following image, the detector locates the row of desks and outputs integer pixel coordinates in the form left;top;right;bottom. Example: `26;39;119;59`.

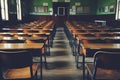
0;28;53;33
0;43;44;80
65;21;120;80
0;21;56;80
80;43;120;80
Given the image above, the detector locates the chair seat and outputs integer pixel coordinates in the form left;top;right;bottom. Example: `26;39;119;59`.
86;64;120;79
4;64;38;79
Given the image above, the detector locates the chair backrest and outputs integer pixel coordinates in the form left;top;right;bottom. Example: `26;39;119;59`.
0;34;14;38
23;30;38;33
32;34;47;37
1;38;25;43
95;33;113;37
0;50;33;68
14;34;31;37
25;39;45;43
94;51;120;70
1;40;25;43
104;39;120;43
82;39;106;43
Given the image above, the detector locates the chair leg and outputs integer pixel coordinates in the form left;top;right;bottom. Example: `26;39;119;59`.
44;45;48;69
76;53;79;68
82;54;85;80
46;45;50;56
35;70;38;80
72;44;75;56
87;70;90;80
0;69;3;80
44;54;47;68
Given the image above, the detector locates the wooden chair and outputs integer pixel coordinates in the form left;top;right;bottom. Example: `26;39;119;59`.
23;30;38;33
0;50;38;80
1;39;25;43
105;39;120;43
81;39;106;43
32;33;51;55
86;51;120;80
94;33;113;37
25;39;47;68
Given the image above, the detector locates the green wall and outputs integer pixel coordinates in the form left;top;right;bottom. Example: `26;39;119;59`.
31;0;97;15
8;0;117;16
96;0;116;15
70;0;97;15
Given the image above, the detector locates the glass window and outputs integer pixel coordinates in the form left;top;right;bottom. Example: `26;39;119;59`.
0;0;9;20
16;0;22;20
116;0;120;20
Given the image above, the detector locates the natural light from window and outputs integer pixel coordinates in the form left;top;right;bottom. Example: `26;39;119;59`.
1;0;22;20
0;0;9;20
116;0;120;20
16;0;22;20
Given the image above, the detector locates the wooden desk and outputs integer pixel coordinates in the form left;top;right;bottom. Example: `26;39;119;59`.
0;36;47;40
0;43;44;49
77;36;120;41
75;33;120;40
81;43;120;55
74;32;120;35
80;43;120;80
1;28;53;34
0;43;44;80
0;33;50;36
24;37;47;41
2;28;53;31
71;29;100;33
75;36;120;58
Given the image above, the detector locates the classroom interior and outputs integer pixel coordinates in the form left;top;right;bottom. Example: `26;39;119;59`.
0;0;120;80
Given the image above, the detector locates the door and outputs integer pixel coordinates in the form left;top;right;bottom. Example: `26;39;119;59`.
58;7;65;16
53;2;69;25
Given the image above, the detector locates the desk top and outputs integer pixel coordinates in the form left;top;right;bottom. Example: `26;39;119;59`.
82;43;120;49
80;43;120;55
0;43;44;50
2;28;53;31
0;33;50;36
77;36;120;40
0;37;47;40
74;32;120;35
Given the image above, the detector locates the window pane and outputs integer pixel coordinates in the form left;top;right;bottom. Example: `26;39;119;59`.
1;0;9;20
16;0;22;20
116;0;120;20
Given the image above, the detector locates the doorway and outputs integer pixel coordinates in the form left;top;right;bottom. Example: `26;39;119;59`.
58;7;65;16
53;2;70;25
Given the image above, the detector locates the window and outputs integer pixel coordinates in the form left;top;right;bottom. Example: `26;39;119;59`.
116;0;120;20
0;0;9;20
16;0;22;20
1;0;22;20
34;6;48;13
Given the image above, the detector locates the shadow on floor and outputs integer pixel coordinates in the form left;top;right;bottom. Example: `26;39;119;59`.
46;61;72;70
51;51;68;56
53;45;68;48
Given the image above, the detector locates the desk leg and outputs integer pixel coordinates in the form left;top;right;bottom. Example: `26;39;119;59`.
40;54;43;80
82;54;85;80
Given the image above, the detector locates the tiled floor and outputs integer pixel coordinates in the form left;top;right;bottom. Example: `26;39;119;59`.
40;27;83;80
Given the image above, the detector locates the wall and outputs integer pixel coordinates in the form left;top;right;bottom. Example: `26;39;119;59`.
30;0;97;15
96;0;116;15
